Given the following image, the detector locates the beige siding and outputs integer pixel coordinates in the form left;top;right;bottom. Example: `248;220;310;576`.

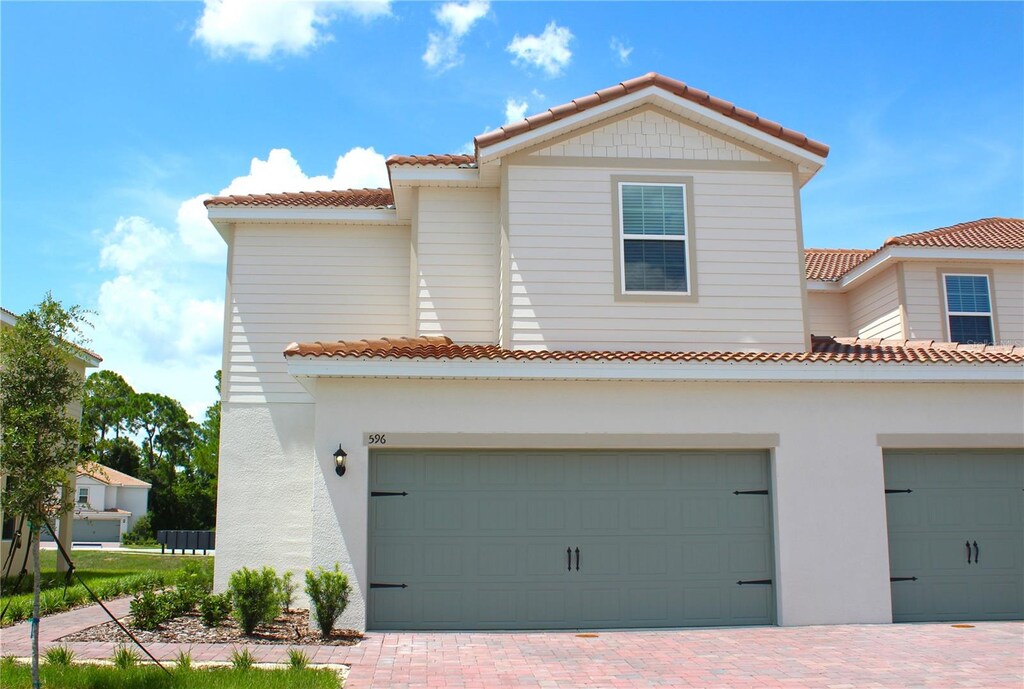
807;291;849;337
847;266;902;339
531;109;768;162
902;261;1024;344
506;163;807;351
227;224;411;403
415;188;499;342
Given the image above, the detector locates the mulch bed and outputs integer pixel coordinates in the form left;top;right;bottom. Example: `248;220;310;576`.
59;609;363;646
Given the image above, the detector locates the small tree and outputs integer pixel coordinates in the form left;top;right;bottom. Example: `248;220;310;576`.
0;295;89;689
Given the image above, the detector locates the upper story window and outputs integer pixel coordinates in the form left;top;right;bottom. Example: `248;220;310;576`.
944;274;994;345
619;183;689;294
77;487;90;505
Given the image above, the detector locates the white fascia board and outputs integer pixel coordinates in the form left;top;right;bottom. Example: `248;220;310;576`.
805;281;843;292
838;247;1024;290
287;358;1023;384
388;166;482;185
206;207;404;226
477;87;827;172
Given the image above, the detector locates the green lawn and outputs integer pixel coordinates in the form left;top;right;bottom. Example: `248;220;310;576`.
2;550;213;626
0;662;340;689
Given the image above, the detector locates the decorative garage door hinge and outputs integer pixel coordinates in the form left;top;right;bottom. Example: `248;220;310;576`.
370;583;408;589
885;489;913;494
890;576;918;582
736;579;772;585
733;490;769;495
370;491;409;497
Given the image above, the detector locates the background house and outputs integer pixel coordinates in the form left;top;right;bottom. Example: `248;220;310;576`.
206;73;1023;632
39;463;151;544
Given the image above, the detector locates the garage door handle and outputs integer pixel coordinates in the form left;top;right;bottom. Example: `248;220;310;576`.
575;547;580;571
567;547;572;572
966;540;972;564
973;541;979;565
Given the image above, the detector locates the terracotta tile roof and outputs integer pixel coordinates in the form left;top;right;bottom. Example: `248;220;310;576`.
883;217;1024;250
804;249;875;281
204;188;394;209
474;72;829;158
78;462;151;488
386;154;476;167
284;335;1023;365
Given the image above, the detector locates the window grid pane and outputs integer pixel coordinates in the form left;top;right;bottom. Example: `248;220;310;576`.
944;275;991;313
624;239;687;292
949;315;994;345
621;184;686;237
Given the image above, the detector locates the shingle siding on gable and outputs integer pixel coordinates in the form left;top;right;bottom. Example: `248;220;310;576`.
505;163;807;351
226;223;411;403
530;110;770;162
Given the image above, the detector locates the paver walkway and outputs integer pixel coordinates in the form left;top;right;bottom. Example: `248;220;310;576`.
2;602;1021;688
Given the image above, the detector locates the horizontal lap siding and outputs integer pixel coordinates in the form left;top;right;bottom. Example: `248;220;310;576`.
507;164;806;351
848;267;902;339
902;262;1024;344
416;189;499;343
806;292;850;337
228;224;410;403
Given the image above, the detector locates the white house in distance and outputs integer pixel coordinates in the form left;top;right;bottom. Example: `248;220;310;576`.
41;463;151;544
206;73;1024;632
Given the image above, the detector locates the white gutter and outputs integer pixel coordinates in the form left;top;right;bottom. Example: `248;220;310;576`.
388;167;481;184
286;357;1023;384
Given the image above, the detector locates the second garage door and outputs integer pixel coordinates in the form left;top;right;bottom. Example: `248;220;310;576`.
368;450;774;630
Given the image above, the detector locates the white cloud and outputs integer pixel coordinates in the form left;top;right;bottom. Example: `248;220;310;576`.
194;0;391;60
504;97;528;124
89;147;388;416
506;21;573;77
610;36;632;65
423;0;490;72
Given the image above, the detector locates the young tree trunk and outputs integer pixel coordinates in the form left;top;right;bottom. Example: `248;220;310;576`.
31;524;41;689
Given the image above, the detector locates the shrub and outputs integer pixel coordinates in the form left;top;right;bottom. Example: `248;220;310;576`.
199;592;232;627
112;645;140;669
62;586;87;608
4;597;31;624
276;571;297;612
227;567;281;635
39;589;66;616
287;648;310;671
229;647;256;671
176;559;213;595
44;645;75;666
122;512;155;545
129;590;166;631
304;565;351;639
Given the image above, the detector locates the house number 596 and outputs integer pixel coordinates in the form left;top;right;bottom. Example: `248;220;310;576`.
367;434;387;445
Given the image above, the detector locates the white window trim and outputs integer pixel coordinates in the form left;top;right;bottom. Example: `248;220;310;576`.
618;181;690;296
943;272;994;343
77;487;89;505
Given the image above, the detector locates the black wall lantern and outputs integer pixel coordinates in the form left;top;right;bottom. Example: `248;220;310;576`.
333;445;348;476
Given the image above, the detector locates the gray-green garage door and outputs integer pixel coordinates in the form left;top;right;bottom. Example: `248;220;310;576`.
73;519;122;543
885;450;1024;622
368;450;774;630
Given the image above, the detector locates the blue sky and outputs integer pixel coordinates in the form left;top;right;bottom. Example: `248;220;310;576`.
2;1;1022;414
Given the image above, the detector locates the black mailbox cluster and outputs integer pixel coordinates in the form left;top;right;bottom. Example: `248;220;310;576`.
156;530;215;555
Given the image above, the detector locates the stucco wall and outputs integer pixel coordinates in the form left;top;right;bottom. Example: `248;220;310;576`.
117;487;149;530
214;402;316;594
290;376;1024;630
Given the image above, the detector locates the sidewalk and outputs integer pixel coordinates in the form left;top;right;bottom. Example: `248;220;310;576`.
2;600;1022;688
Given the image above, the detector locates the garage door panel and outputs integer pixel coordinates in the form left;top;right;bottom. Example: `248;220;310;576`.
885;450;1024;623
370;449;774;630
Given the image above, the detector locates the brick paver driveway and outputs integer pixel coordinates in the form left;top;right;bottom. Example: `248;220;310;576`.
3;602;1021;688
